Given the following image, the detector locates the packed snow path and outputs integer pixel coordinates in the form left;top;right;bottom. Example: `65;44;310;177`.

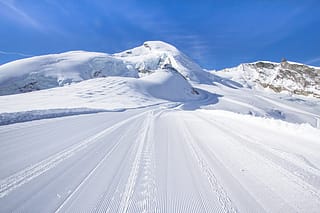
1;106;320;212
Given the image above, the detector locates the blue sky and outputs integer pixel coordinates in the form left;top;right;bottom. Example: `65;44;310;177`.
0;0;320;69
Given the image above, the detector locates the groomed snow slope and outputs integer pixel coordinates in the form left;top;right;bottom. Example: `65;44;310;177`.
1;107;320;212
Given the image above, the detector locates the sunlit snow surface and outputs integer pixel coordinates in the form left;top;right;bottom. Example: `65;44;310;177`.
0;41;320;212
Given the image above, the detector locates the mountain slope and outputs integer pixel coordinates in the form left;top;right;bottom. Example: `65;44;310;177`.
216;60;320;98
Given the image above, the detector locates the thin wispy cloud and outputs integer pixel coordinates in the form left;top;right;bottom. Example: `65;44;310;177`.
0;0;67;36
243;5;311;48
0;50;33;57
168;34;211;62
102;3;211;63
0;0;319;69
44;0;70;16
0;0;43;30
305;57;320;65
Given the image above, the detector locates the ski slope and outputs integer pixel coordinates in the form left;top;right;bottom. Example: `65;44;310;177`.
0;41;320;212
1;105;320;212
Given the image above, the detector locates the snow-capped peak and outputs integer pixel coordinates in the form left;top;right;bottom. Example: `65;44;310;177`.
114;41;210;83
116;41;180;57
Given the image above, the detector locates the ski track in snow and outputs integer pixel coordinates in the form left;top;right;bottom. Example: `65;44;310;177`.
0;105;320;212
53;118;137;213
0;109;150;199
117;111;153;213
179;119;238;213
195;111;320;211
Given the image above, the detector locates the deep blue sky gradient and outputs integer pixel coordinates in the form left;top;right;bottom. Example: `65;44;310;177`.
1;0;320;69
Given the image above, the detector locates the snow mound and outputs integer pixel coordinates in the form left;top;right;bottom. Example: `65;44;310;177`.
133;67;201;102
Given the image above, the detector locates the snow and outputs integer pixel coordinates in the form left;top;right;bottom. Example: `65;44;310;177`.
1;108;320;212
0;108;115;126
0;41;320;212
196;81;320;127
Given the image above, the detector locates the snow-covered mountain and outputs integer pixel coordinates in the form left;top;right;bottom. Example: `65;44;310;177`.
1;41;318;99
217;59;320;98
0;41;319;127
0;41;209;96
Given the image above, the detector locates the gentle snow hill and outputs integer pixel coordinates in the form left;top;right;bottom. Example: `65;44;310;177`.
0;41;210;96
0;68;202;124
216;60;320;98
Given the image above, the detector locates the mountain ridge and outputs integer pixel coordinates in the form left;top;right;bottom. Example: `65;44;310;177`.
216;60;320;98
0;41;319;99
